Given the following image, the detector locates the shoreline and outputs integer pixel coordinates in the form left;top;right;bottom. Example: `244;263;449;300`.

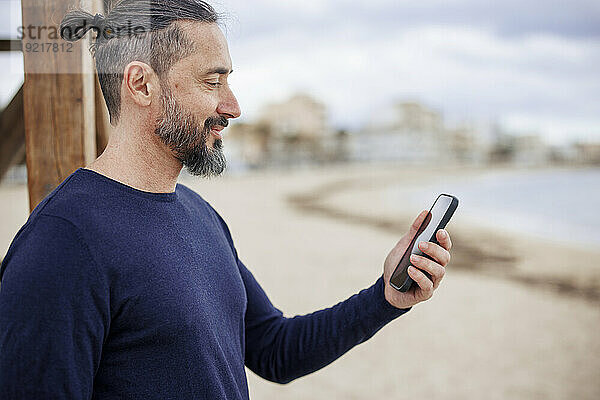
283;165;600;303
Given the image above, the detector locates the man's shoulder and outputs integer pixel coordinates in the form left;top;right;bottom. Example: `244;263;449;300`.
175;183;233;237
29;169;102;225
4;170;108;270
11;213;84;251
176;182;209;205
176;182;220;216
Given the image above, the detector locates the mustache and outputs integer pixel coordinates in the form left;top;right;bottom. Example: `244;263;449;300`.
204;115;229;131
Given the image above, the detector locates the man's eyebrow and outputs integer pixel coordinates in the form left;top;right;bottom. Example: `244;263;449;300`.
204;67;233;75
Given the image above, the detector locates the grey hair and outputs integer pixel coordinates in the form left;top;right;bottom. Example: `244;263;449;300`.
156;84;228;177
60;0;221;125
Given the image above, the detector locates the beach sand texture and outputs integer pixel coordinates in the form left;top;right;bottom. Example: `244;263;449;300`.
1;164;599;399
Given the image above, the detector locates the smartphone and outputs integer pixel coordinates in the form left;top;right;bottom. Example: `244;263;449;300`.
389;194;459;292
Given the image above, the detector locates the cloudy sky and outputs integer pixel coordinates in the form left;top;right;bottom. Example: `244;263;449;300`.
1;0;599;144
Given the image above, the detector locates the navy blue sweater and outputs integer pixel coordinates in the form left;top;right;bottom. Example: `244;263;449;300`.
0;168;409;399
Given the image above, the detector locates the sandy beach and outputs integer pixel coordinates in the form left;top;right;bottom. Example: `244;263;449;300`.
1;164;599;399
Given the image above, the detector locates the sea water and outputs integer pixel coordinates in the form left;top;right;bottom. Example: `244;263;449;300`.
388;168;600;246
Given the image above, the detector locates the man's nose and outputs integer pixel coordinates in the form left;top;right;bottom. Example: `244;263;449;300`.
217;85;241;119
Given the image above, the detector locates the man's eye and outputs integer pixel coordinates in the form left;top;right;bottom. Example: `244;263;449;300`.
206;82;222;88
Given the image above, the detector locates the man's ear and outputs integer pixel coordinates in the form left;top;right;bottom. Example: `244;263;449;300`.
122;61;159;108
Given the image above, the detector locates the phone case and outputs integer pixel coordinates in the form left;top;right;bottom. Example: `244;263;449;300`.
390;194;459;292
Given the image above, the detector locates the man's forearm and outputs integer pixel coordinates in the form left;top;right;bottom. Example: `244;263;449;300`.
244;276;410;384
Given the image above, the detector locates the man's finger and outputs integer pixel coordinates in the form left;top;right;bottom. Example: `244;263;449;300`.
408;265;434;296
418;241;451;266
393;210;430;252
410;254;445;289
436;229;452;251
409;210;429;236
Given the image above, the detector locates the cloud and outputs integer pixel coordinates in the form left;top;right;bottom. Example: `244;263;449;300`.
1;0;598;144
217;0;600;39
225;18;600;143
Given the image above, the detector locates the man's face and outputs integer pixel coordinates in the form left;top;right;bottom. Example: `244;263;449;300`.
155;22;241;177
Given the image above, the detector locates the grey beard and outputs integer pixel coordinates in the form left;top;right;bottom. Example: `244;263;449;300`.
155;88;227;177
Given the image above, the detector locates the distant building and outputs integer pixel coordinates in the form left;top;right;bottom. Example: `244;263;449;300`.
258;94;332;140
449;121;503;165
351;101;451;164
574;142;600;165
511;135;550;166
548;144;579;164
227;93;347;167
446;125;487;165
489;133;550;166
226;122;271;169
226;97;568;169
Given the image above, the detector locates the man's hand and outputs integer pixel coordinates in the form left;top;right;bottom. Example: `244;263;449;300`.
383;210;453;309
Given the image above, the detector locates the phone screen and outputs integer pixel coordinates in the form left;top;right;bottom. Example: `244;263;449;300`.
390;195;455;289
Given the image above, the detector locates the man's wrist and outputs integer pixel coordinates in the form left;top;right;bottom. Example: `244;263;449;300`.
376;276;412;317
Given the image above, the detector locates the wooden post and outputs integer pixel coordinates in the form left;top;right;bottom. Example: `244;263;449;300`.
21;0;103;211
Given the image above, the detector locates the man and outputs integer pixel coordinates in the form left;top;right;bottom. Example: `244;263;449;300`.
0;1;452;399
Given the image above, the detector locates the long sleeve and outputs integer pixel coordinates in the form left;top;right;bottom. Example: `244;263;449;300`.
208;203;411;384
0;214;111;399
240;261;409;384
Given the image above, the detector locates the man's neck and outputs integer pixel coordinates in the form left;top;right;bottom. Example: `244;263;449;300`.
86;126;183;194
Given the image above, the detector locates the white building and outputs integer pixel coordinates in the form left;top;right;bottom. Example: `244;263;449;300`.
351;102;450;164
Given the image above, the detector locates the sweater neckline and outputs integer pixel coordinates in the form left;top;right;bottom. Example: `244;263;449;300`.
77;168;178;203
